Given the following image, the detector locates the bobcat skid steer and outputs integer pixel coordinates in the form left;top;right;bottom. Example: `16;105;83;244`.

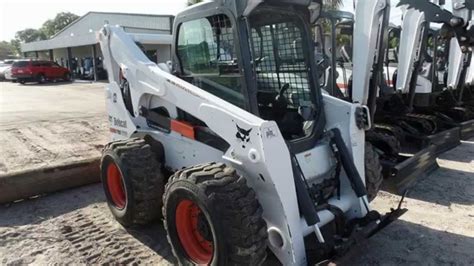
97;0;406;264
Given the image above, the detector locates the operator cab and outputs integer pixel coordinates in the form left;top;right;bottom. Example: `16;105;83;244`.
172;0;324;142
313;11;354;98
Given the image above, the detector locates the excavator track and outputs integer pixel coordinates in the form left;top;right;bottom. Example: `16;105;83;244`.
378;113;437;137
400;113;438;135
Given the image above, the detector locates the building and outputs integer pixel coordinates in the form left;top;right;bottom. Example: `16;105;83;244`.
21;12;174;80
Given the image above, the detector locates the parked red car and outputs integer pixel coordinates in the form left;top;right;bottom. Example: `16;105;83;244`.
11;60;71;84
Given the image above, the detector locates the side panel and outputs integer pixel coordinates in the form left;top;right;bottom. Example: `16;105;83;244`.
323;94;368;218
105;83;138;141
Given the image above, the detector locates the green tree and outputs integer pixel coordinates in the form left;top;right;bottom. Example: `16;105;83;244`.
14;28;46;43
0;41;16;59
9;39;21;56
41;12;79;38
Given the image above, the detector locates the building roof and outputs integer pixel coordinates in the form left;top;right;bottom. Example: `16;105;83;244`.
22;12;174;52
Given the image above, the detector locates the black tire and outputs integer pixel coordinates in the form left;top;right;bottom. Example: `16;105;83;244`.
365;142;383;202
366;130;401;157
163;162;267;266
100;137;165;226
63;72;71;82
37;74;46;84
19;79;25;84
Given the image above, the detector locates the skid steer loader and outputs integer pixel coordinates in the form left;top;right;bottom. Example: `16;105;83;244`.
98;0;406;264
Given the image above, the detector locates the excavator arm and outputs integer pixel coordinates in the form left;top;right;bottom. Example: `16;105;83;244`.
352;0;390;120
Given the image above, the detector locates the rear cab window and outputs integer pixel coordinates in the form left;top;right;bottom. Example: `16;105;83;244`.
12;61;29;68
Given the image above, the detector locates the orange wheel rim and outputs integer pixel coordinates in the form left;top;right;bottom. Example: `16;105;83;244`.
175;199;213;264
107;163;126;209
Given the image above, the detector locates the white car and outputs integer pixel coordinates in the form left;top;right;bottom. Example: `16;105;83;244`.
4;66;15;81
0;60;15;81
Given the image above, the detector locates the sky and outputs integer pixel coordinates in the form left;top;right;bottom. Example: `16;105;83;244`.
0;0;188;41
0;0;452;42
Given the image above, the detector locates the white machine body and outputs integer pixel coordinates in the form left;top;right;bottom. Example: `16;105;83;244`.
99;24;370;265
96;0;395;263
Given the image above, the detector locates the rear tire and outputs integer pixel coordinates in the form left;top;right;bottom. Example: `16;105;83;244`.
101;138;165;226
163;162;267;265
63;73;71;82
37;74;46;84
19;79;25;84
365;142;383;202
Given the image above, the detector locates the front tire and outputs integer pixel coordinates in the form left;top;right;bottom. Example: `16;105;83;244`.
365;143;383;201
101;138;165;226
63;72;71;82
163;163;267;265
37;74;46;84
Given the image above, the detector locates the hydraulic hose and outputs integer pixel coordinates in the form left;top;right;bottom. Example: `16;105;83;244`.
330;128;368;198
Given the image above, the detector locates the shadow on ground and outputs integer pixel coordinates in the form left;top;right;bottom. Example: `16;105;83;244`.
391;139;474;206
438;140;474;163
337;219;474;265
405;166;474;206
125;223;177;264
0;183;103;226
17;80;74;86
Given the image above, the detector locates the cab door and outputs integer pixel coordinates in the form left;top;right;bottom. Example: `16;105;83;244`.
50;62;64;78
42;62;56;78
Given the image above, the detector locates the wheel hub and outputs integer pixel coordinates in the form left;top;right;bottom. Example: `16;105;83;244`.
197;212;212;242
106;163;126;209
175;199;214;264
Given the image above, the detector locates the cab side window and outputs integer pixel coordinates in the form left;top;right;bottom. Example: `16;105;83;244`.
177;14;245;108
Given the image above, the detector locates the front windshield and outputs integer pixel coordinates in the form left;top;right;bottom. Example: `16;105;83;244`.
249;9;317;139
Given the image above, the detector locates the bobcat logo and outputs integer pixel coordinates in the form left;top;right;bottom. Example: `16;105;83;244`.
236;124;252;143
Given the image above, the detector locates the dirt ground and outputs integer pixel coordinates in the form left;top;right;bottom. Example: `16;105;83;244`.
0;81;107;175
339;138;474;265
0;138;472;265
